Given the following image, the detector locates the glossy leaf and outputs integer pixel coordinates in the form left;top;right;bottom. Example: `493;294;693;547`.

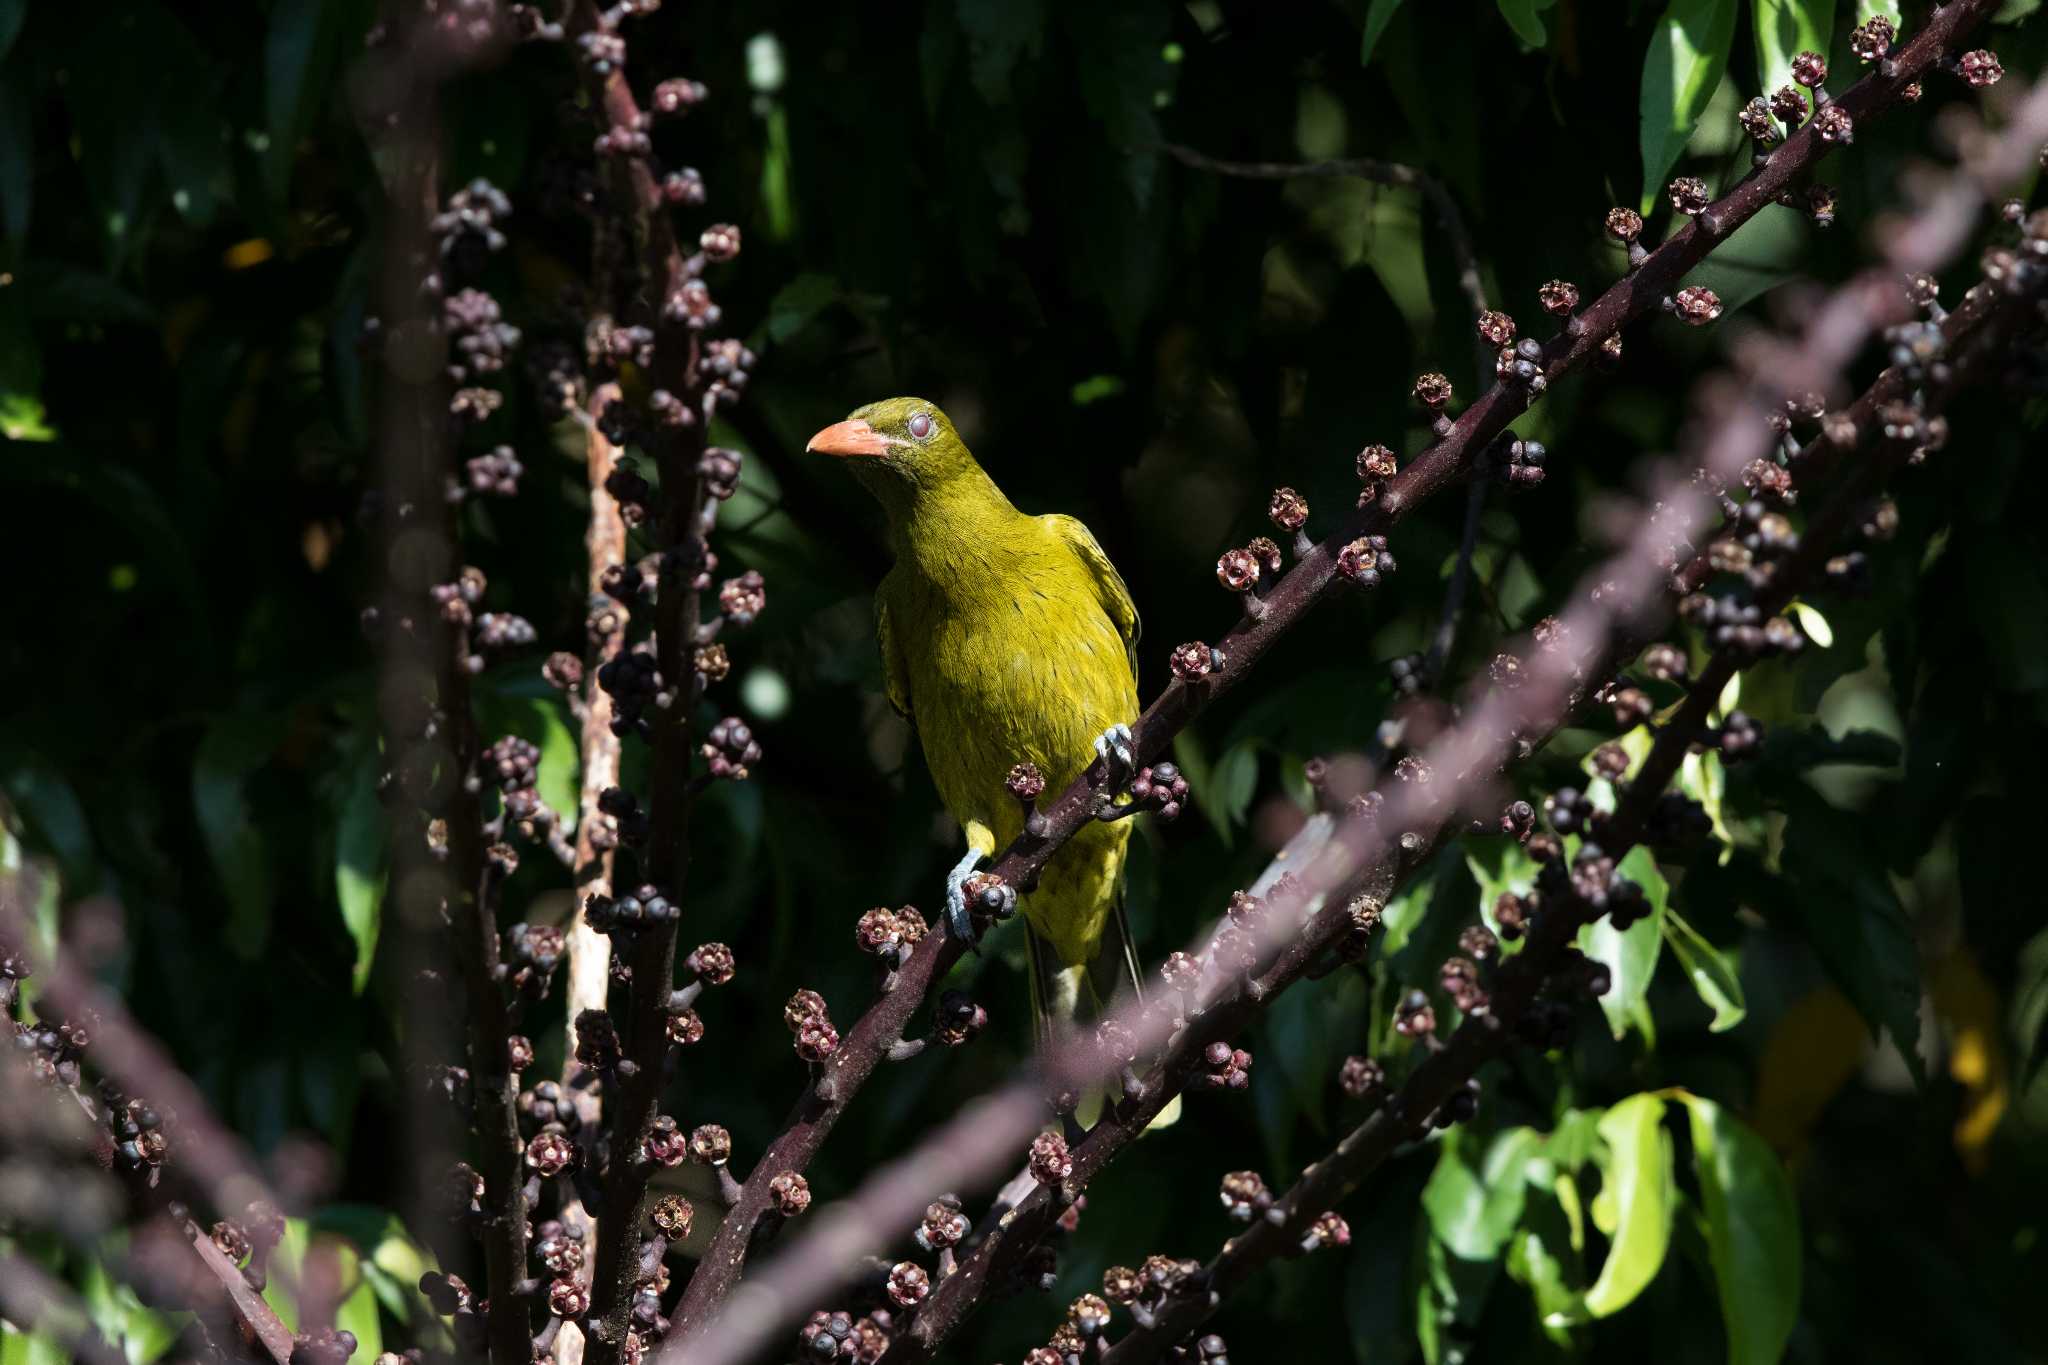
1753;0;1836;90
1577;846;1671;1040
1640;0;1738;214
1466;835;1540;956
1663;908;1747;1030
335;746;386;995
1581;1092;1675;1317
1360;0;1406;64
1672;1091;1801;1365
1423;1126;1542;1259
1496;0;1559;46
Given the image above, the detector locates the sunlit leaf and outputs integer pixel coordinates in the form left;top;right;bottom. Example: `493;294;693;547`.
1671;1091;1801;1365
1640;0;1738;214
1580;1093;1675;1317
1465;836;1539;957
1423;1126;1542;1259
1753;0;1836;90
1577;847;1670;1040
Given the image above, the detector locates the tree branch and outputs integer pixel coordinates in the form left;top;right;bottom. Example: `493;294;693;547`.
663;3;1998;1343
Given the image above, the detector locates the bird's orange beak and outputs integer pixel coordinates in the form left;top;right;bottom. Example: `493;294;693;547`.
805;418;890;458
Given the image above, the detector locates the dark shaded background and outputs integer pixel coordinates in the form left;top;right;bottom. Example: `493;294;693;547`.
5;0;2048;1360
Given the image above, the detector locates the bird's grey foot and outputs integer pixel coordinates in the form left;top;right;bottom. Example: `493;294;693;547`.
945;844;986;945
1092;722;1137;788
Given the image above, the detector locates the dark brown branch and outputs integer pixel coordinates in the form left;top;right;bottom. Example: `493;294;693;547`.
359;17;530;1362
666;2;1996;1340
570;7;718;1359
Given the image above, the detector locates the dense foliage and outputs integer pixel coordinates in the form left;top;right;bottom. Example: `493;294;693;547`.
4;1;2048;1362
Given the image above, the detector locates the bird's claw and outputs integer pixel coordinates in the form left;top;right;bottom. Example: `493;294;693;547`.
1092;722;1137;788
945;846;985;947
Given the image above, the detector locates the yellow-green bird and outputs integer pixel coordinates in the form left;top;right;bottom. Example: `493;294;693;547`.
807;397;1148;1044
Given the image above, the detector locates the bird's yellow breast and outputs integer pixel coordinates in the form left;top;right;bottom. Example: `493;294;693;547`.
881;511;1136;964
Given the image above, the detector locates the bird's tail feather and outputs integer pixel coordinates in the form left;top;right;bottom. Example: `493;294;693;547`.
1025;891;1181;1131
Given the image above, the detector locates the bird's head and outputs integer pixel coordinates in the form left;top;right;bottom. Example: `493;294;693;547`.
805;398;980;514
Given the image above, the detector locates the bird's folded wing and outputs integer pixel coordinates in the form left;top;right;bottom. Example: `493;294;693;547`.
876;585;912;719
1040;513;1141;679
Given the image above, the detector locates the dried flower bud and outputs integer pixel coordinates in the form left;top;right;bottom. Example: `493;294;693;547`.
1667;177;1710;216
936;989;987;1045
688;942;736;984
886;1262;930;1308
1267;486;1309;531
1338;1054;1385;1099
1007;761;1046;801
917;1198;971;1251
652;1194;693;1237
526;1131;576;1176
784;989;828;1032
1357;443;1399;481
1739;98;1780;146
1476;310;1516;346
1219;1169;1270;1221
1029;1131;1073;1185
700;224;742;262
1790;50;1826;88
688;1124;732;1165
1216;547;1261;592
1671;285;1722;326
1308;1211;1351;1249
1103;1265;1143;1304
1604;207;1644;244
1814;104;1852;144
1412;372;1453;409
1170;641;1216;680
549;1277;590;1318
1069;1293;1113;1337
1769;85;1807;125
768;1172;812;1217
1958;49;2003;88
1850;16;1894;63
1538;279;1579;316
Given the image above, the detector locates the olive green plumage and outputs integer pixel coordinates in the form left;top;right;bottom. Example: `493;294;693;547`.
819;397;1145;1034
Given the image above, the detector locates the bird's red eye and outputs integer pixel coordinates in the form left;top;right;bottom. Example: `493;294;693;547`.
907;411;933;440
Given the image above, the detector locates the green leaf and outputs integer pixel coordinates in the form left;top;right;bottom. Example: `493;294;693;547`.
1581;1093;1675;1317
1423;1126;1543;1259
335;1271;383;1363
193;713;285;959
1576;846;1670;1040
1671;1092;1801;1365
1753;0;1836;90
1465;836;1540;957
1639;0;1738;214
1663;908;1747;1030
335;748;387;995
1496;0;1560;45
1360;0;1406;64
1681;750;1734;858
1679;203;1807;314
1789;600;1833;648
1776;789;1924;1084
